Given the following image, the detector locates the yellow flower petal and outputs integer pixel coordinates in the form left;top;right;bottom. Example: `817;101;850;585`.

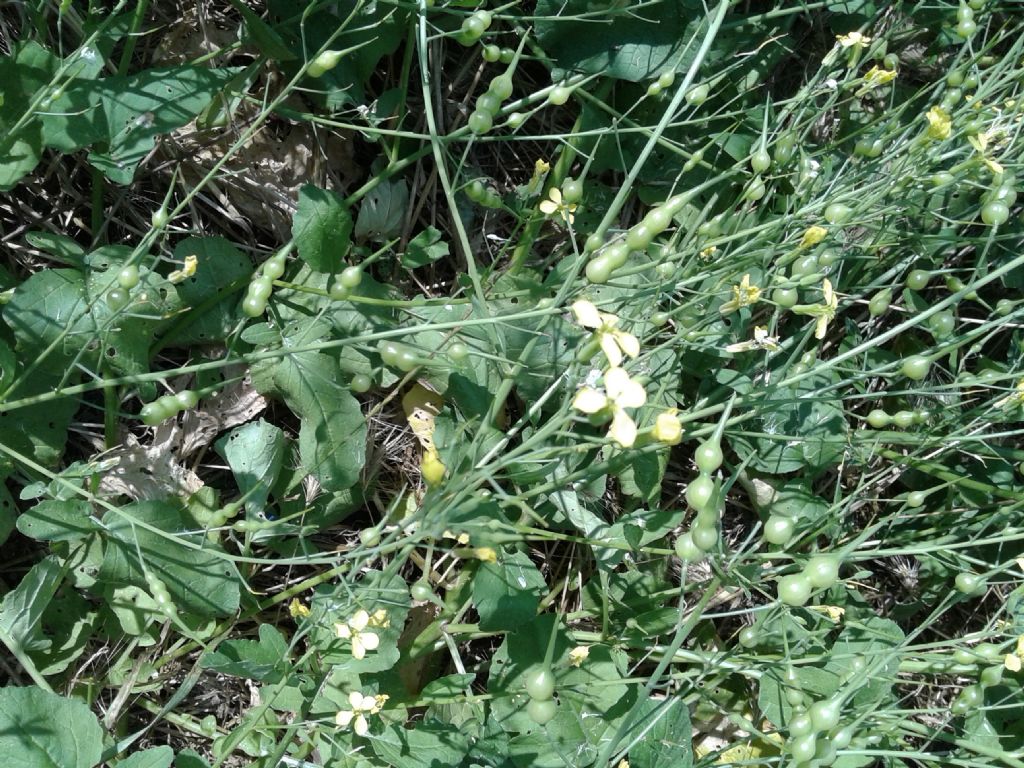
614;329;640;359
336;710;354;727
353;713;369;737
571;300;602;329
653;411;683;445
609;409;638;447
539;200;559;215
573;387;608;414
548;188;563;205
600;333;624;367
801;225;828;248
360;631;380;652
336;622;352;639
350;609;370;631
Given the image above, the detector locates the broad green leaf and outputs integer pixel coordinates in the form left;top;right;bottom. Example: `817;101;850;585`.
254;351;366;492
226;0;296;60
29;587;96;676
371;721;470;768
5;268;94;361
824;615;904;710
629;696;693;768
758;664;841;728
174;750;213;768
292;185;353;273
99;500;240;617
548;482;624;570
17;499;97;541
354;178;408;243
490;615;631;756
118;746;174;768
535;0;703;82
472;550;546;631
0;42;59;190
420;673;477;698
24;231;87;268
85;65;240;184
163;237;253;346
215;420;286;517
0;686;103;768
0;556;63;655
310;569;409;675
402;226;449;269
201;624;289;681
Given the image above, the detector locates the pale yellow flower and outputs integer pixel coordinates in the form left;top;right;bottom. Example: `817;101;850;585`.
539;187;576;224
792;279;839;339
652;409;683;445
474;546;498;563
725;326;781;353
168;254;198;283
568;646;590;667
288;598;310;619
858;65;897;95
719;274;762;315
571;300;640;367
443;529;471;545
800;225;828;249
367;608;390;629
335;610;381;660
335;691;388;736
1005;637;1024;672
573;367;648;448
837;31;871;48
968;132;1005;174
926;106;952;140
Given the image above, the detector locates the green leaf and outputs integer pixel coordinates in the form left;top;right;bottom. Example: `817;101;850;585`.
758;664;841;729
354;178;408;243
226;0;296;60
420;673;477;698
254;351;366;492
24;231;87;268
118;746;174;768
174;750;213;768
824;615;904;710
371;721;471;768
99;500;240;617
215;420;286;518
490;615;631;758
163;237;253;346
292;185;353;273
0;686;103;768
0;556;63;655
17;499;97;541
201;624;289;681
0;42;59;190
535;0;703;82
85;65;241;184
473;550;546;631
629;696;693;768
402;227;450;269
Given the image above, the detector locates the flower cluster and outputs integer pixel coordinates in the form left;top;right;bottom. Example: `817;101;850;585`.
570;300;680;447
335;608;389;660
336;690;388;736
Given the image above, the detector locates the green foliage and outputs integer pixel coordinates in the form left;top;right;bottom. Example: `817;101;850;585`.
1;1;1023;765
292;185;354;273
0;686;103;767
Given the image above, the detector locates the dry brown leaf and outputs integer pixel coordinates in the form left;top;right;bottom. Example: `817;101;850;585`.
98;374;267;500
